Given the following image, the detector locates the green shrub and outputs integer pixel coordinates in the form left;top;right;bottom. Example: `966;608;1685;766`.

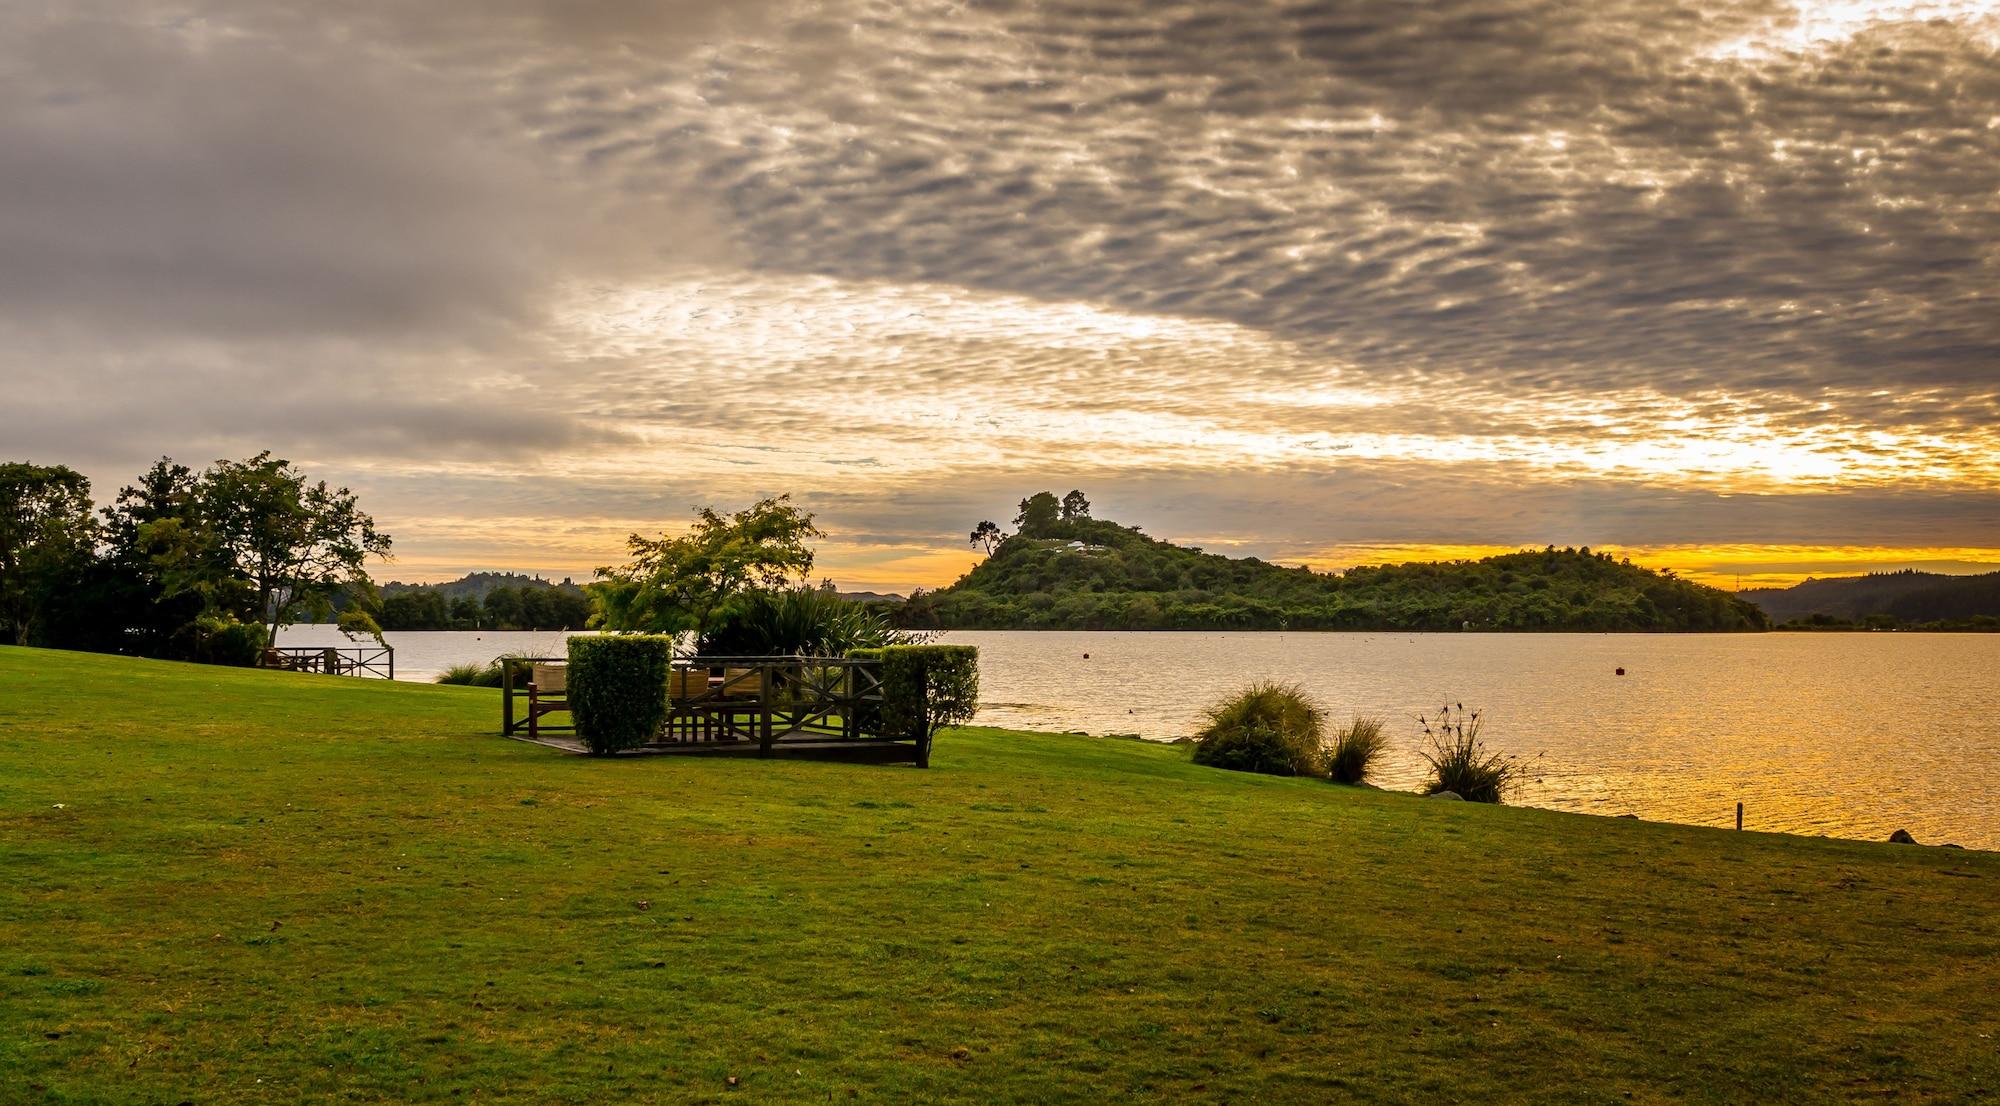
1418;704;1516;802
566;635;674;755
178;615;268;668
1328;716;1387;784
1190;682;1326;777
852;644;979;767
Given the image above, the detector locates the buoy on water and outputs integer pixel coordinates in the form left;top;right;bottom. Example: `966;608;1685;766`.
1615;667;1626;676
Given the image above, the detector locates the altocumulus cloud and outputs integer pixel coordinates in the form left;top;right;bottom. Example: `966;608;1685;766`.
1;0;1997;586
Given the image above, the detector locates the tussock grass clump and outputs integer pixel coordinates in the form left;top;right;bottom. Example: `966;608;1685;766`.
1191;682;1327;778
436;655;535;687
435;661;502;687
1419;703;1516;802
1328;716;1387;784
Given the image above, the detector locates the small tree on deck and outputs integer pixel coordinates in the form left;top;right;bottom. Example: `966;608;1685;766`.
595;496;825;639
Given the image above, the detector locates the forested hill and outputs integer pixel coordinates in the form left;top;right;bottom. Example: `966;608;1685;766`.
378;572;584;602
374;572;591;631
892;515;1768;632
1741;570;2000;627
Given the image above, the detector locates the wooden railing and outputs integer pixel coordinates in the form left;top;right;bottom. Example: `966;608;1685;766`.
503;655;914;762
501;657;566;738
661;655;888;749
259;646;394;679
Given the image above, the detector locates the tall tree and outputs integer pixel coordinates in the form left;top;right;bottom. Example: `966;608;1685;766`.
596;496;825;637
482;586;524;629
969;520;1005;555
195;453;392;644
1013;491;1060;537
1060;489;1091;521
0;463;98;646
97;458;220;655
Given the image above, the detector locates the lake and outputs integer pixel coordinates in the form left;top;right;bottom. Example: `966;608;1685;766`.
277;626;2000;850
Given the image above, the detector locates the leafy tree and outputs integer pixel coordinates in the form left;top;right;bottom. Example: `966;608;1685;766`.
1012;491;1061;537
596;496;825;637
1060;489;1091;521
483;586;524;629
337;607;388;647
195;453;392;644
95;459;219;655
0;463;98;646
543;587;593;629
969;520;1005;555
381;589;451;630
449;595;483;628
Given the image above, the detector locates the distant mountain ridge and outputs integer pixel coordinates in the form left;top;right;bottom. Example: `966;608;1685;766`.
1741;570;2000;625
891;512;1766;632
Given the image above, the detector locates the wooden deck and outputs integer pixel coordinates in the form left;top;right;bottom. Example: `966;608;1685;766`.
507;730;921;763
502;654;926;765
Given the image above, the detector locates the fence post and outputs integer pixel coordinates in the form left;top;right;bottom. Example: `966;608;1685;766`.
758;663;775;757
502;661;516;735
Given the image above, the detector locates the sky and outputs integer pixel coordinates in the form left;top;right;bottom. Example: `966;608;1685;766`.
3;0;1997;593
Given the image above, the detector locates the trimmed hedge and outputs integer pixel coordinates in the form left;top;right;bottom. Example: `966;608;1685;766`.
851;645;979;767
567;635;674;756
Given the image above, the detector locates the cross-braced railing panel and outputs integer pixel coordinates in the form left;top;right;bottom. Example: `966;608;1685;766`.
659;656;889;750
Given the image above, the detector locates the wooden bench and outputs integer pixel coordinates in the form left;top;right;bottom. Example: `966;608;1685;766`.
526;662;569;740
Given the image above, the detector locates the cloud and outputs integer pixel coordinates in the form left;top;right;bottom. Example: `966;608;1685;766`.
0;7;585;342
3;0;1997;582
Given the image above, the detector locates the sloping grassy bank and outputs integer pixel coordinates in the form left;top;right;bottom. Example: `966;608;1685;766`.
2;645;1995;1103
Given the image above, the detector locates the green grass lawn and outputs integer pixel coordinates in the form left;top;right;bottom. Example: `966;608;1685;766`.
2;645;1997;1104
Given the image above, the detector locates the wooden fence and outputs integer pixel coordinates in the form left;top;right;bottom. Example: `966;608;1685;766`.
259;646;395;679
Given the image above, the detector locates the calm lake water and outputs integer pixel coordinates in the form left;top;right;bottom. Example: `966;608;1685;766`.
277;626;2000;850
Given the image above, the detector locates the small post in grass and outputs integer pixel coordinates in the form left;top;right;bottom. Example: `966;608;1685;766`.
1736;801;1744;831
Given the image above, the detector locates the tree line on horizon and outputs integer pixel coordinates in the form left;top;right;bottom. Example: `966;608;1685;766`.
373;575;594;632
8;462;1803;668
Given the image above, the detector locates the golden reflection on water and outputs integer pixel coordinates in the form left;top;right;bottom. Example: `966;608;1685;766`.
951;630;2000;851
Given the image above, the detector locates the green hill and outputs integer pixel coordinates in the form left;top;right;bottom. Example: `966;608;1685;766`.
898;513;1767;632
3;645;1997;1101
1743;569;2000;628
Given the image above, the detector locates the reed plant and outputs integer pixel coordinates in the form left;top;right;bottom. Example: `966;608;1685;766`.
1418;703;1516;802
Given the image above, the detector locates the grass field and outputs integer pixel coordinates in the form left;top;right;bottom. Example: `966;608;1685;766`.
2;645;1997;1103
